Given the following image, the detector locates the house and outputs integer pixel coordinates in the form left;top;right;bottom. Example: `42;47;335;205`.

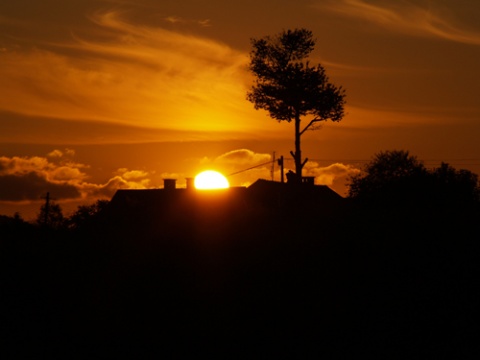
246;178;344;211
106;178;345;229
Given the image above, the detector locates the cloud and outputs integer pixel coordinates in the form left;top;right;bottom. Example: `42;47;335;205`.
196;149;273;186
304;162;361;186
164;16;183;24
214;149;271;165
0;111;246;145
198;19;211;27
0;172;81;201
0;156;50;176
163;15;211;27
0;152;154;202
200;149;272;175
157;172;192;188
301;162;361;195
47;149;64;158
80;175;147;198
113;168;151;187
319;0;480;45
0;8;271;142
48;148;75;158
0;154;88;201
74;167;154;198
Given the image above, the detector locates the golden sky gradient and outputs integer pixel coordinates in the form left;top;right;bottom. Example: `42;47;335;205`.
1;0;480;219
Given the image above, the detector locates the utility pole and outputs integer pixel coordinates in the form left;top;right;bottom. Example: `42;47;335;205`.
40;192;53;226
44;192;50;226
278;156;285;183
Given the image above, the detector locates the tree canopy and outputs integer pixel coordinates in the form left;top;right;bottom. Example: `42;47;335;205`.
348;150;480;210
247;28;346;181
348;150;427;200
66;199;109;230
430;162;480;208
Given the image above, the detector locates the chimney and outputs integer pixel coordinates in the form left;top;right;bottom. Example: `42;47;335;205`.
185;177;194;190
301;176;315;186
163;178;177;191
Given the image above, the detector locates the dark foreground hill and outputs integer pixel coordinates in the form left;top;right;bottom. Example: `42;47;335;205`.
1;182;479;358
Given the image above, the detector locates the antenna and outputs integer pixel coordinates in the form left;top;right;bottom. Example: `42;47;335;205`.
41;192;50;226
40;192;56;226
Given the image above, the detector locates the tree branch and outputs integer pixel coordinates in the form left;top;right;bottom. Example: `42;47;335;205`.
302;157;309;169
300;117;322;136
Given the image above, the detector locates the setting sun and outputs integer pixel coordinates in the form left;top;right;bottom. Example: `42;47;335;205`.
194;170;230;190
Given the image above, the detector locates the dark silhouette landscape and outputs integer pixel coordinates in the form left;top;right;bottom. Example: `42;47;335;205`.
1;151;479;358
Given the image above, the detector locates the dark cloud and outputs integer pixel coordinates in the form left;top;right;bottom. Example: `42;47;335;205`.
0;172;80;201
0;153;154;203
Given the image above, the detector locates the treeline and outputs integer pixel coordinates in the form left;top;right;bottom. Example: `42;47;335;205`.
349;150;480;210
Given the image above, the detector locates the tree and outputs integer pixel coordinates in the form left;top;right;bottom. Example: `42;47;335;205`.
431;162;480;208
67;199;109;230
347;150;428;202
247;28;346;182
36;201;65;229
348;150;480;210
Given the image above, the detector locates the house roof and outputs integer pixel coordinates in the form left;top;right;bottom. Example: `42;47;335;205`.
103;179;347;238
108;179;344;218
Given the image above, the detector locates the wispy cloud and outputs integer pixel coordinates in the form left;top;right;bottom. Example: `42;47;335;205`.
0;9;267;141
164;16;183;24
163;15;211;27
198;149;272;184
214;149;272;166
318;0;480;45
198;19;211;27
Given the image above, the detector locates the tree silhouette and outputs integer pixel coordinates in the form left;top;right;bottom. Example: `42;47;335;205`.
67;199;109;230
36;201;64;229
431;162;480;209
348;150;480;210
247;28;346;182
347;150;428;202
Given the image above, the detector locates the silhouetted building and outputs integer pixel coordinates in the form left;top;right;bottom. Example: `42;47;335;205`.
107;178;344;229
246;178;345;216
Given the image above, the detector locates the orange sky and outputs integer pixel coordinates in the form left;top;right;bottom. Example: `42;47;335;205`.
1;0;480;219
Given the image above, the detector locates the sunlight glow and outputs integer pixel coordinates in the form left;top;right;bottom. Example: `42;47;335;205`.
194;170;230;190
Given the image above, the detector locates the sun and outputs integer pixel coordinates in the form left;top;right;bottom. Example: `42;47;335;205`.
194;170;229;190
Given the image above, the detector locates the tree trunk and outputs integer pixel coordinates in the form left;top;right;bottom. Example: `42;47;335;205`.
294;113;302;183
